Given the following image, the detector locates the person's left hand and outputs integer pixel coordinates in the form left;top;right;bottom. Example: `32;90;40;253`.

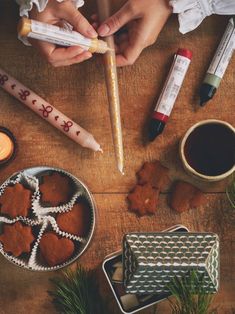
29;0;97;67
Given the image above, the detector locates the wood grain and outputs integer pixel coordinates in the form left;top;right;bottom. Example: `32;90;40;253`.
0;0;234;313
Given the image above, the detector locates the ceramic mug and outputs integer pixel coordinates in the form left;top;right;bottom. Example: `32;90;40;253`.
180;119;235;182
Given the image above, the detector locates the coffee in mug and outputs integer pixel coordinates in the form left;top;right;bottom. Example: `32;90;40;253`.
180;119;235;181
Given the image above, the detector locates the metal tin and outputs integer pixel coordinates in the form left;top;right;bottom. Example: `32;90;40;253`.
0;166;96;271
102;225;189;314
123;232;220;294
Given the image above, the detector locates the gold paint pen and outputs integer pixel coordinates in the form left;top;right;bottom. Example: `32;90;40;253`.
18;17;113;54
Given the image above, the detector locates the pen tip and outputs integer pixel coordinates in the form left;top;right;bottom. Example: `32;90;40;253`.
199;100;206;107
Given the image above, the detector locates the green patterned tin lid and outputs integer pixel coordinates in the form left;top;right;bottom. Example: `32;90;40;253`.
123;232;219;294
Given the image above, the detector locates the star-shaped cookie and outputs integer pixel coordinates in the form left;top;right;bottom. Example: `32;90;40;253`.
127;183;159;216
170;181;206;213
39;173;73;206
0;222;35;257
0;183;32;218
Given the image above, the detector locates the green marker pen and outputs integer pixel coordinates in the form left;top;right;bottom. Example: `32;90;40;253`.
200;16;235;106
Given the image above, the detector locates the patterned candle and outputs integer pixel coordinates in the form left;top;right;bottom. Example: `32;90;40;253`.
97;0;124;174
0;68;102;152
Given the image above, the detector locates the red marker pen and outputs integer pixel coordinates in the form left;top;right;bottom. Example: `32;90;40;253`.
148;48;192;141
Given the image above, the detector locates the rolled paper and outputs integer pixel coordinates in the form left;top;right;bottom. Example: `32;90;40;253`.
97;0;124;174
0;68;101;152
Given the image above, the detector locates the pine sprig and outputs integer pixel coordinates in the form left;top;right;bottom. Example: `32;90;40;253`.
167;271;217;314
49;265;111;314
226;175;235;208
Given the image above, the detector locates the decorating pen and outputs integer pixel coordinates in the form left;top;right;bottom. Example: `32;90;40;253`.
148;48;192;141
200;17;235;106
18;17;113;54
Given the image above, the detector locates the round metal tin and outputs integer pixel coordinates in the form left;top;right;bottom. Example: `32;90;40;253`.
0;166;96;271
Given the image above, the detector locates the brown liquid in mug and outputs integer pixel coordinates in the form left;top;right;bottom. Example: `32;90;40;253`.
184;123;235;176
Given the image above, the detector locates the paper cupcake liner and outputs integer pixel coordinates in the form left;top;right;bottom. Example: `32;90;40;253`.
27;190;95;270
27;218;86;271
46;189;95;238
0;242;29;268
0;172;41;224
0;216;41;225
28;219;49;270
47;216;86;243
0;167;96;271
32;169;85;216
0;217;41;269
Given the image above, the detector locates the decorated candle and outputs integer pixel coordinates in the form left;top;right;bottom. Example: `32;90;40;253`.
0;68;102;152
97;0;124;174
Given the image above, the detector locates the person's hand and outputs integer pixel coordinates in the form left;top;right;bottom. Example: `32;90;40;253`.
96;0;172;67
29;0;97;67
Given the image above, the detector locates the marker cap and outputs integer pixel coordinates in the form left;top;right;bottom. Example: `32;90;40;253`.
17;18;32;37
177;48;193;60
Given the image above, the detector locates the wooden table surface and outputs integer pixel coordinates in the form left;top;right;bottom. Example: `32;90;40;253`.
0;1;234;313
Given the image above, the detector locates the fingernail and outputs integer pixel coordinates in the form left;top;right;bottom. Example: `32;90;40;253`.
87;27;97;38
98;24;110;36
85;52;92;59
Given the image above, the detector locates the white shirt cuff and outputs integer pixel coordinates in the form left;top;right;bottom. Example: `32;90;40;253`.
169;0;235;34
16;0;84;45
15;0;84;17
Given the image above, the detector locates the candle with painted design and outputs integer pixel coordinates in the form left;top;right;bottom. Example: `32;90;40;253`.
97;0;124;174
0;68;101;152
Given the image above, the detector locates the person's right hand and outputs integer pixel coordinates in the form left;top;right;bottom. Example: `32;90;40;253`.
29;0;97;67
96;0;172;67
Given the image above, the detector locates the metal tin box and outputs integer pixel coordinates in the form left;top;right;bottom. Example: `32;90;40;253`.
123;232;219;294
102;225;189;314
0;166;96;271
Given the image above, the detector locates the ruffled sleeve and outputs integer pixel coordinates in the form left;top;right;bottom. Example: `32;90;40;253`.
15;0;84;17
16;0;84;45
169;0;235;34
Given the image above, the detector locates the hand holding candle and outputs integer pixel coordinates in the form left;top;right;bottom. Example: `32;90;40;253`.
0;68;101;152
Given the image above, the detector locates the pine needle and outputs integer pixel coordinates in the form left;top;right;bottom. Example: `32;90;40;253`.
48;265;111;314
167;271;217;314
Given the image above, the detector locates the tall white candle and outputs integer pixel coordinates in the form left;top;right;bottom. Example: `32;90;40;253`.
0;68;102;152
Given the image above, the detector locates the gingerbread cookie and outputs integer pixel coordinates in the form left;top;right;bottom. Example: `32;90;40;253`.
127;183;159;216
0;183;32;218
57;201;91;237
170;181;206;213
39;232;75;266
0;222;35;257
137;161;170;191
39;172;73;206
